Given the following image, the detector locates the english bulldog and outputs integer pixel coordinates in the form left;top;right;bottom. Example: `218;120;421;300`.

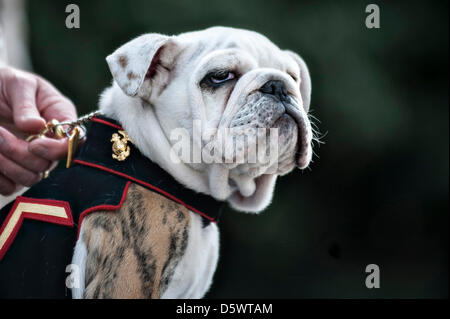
71;26;313;298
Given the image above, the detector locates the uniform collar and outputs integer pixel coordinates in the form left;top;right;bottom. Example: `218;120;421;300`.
73;116;224;225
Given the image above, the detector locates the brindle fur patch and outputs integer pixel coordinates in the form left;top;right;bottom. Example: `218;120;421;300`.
81;183;190;298
127;71;138;80
118;55;128;68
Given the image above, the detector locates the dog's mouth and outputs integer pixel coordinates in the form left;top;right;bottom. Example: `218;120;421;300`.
283;99;311;169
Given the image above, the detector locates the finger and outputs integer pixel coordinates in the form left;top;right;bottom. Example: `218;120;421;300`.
0;174;16;196
36;77;77;123
0;153;41;187
7;74;46;133
28;136;69;161
0;127;51;173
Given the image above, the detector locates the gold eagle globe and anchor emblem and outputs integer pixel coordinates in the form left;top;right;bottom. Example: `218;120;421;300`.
111;130;134;161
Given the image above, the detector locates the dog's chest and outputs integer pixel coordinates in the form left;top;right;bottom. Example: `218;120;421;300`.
74;183;219;298
161;212;219;298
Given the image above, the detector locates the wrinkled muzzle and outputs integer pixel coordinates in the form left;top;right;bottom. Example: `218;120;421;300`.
224;90;311;176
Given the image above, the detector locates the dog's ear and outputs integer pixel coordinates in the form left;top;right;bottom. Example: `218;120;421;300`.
285;51;311;112
106;34;179;97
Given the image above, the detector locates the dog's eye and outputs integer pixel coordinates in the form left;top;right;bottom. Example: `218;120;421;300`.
201;70;236;88
210;71;235;84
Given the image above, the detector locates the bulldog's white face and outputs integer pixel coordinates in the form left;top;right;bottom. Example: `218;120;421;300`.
100;27;313;212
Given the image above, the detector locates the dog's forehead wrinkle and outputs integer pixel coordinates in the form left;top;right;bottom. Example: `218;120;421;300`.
181;41;207;64
177;27;287;72
284;53;301;76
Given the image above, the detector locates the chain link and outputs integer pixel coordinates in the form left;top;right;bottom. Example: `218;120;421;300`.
58;110;103;127
26;111;102;142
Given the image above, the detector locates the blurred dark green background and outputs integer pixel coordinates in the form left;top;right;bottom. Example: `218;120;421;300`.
26;0;448;298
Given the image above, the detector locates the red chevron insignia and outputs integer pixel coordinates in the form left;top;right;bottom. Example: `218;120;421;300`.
0;196;73;260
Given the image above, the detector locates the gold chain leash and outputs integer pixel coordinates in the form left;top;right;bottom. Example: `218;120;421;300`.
26;111;102;169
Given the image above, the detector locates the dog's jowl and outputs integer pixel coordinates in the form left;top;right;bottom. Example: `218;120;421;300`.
0;27;314;298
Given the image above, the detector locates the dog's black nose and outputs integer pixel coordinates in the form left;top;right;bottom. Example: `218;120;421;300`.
259;80;288;102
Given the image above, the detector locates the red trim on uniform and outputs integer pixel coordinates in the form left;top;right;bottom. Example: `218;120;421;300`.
0;197;73;261
76;181;131;239
91;117;123;130
73;159;217;222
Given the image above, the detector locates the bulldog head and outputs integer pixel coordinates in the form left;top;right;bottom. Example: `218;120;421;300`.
100;27;313;212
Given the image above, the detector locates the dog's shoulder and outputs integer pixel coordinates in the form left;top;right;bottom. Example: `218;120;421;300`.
80;182;191;298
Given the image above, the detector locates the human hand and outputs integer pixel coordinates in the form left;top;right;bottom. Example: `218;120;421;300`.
0;67;77;195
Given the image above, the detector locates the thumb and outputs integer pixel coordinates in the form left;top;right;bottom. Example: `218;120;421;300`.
28;137;69;161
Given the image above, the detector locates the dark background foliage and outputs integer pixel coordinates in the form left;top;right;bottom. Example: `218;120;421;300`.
26;0;448;297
